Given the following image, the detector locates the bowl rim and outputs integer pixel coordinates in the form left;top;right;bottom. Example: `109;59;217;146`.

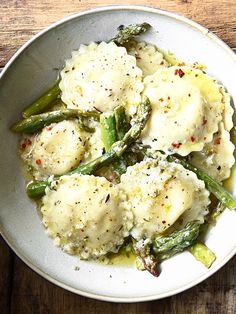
1;4;236;303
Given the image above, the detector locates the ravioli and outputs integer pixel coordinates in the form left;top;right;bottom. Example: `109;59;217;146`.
120;159;210;240
126;40;169;77
141;66;225;156
59;42;143;114
41;174;133;259
21;121;86;179
189;122;235;182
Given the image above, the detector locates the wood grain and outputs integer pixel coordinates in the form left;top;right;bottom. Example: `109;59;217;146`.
0;237;14;314
1;0;236;313
0;0;235;67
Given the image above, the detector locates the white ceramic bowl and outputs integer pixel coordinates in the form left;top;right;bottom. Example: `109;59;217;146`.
0;5;236;302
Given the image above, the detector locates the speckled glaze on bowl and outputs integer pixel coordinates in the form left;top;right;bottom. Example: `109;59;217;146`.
0;5;236;302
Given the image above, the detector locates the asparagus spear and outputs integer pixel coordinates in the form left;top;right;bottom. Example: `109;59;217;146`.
100;113;118;151
110;23;151;46
77;116;96;133
22;81;61;118
114;106;130;140
26;97;152;198
167;155;236;210
114;106;142;169
132;238;159;277
100;112;127;176
115;105;139;172
114;105;134;173
26;150;117;198
209;202;225;223
189;243;216;268
11;109;100;133
27;180;50;199
153;221;201;261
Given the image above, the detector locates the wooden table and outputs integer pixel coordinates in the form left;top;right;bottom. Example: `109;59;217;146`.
1;1;236;313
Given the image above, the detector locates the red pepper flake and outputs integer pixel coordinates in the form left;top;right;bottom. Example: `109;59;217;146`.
190;136;195;142
174;68;185;78
174;121;177;124
202;118;208;125
47;126;53;131
214;137;221;145
36;159;42;165
21;138;32;149
162;220;166;224
164;110;168;113
167;96;170;100
188;93;191;97
135;54;141;60
171;142;182;149
178;69;185;78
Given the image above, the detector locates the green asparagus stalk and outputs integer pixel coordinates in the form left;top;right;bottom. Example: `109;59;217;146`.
167;155;236;210
153;221;201;261
114;107;142;169
114;106;130;140
77;116;95;133
110;22;151;46
22;81;61;118
26;97;152;198
100;113;118;151
189;243;216;268
11;109;100;133
100;112;127;175
209;202;225;223
27;180;50;198
132;238;159;277
114;105;132;173
114;106;137;176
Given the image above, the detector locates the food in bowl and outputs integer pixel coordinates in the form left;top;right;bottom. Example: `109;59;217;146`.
11;23;236;276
